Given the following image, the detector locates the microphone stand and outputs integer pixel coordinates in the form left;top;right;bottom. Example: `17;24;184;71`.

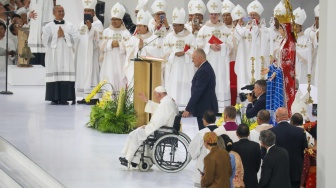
132;35;161;61
0;11;14;95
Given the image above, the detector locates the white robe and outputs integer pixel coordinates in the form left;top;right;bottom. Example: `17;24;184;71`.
162;29;196;106
124;32;162;86
0;37;16;71
121;95;179;163
42;21;79;82
295;32;312;84
99;25;131;91
75;17;104;98
28;0;54;53
304;25;319;86
197;21;231;107
188;127;211;187
234;24;268;91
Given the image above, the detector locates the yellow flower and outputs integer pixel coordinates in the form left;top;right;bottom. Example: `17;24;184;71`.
216;113;225;126
249;122;258;130
85;80;107;102
234;103;243;111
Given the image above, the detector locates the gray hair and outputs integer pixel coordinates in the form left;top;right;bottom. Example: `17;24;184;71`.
259;130;276;146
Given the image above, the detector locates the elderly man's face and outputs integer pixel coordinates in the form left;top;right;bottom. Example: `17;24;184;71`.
53;6;65;21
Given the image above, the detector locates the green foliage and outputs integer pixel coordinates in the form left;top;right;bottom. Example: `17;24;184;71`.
87;86;137;134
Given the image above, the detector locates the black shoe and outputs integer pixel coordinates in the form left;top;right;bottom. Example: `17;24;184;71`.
71;100;76;105
119;157;128;167
59;101;69;105
131;162;138;168
86;99;99;105
50;101;58;105
77;99;86;104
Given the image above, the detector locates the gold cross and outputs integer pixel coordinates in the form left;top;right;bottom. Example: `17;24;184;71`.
295;12;300;19
275;8;281;15
157;2;164;9
173;13;178;21
211;3;218;10
85;0;91;6
235;10;243;17
300;108;307;116
113;8;119;15
223;4;229;10
137;15;143;22
195;4;202;11
251;4;258;10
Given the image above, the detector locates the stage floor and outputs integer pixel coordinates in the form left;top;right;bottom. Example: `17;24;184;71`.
0;73;201;187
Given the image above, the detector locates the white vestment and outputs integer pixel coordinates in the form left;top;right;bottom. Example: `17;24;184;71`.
234;23;268;91
99;25;131;91
124;32;162;86
249;123;273;143
28;0;54;53
42;21;79;82
188;127;211;187
162;29;196;106
197;21;231;107
0;37;15;71
304;25;319;86
121;96;179;163
214;126;239;142
295;32;312;84
75;17;104;98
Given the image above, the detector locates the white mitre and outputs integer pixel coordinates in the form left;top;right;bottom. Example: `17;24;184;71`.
231;4;247;21
135;0;148;11
247;0;264;16
193;0;207;15
207;0;223;14
82;0;97;9
221;0;235;14
137;9;151;25
111;2;125;19
293;7;307;26
151;0;167;14
172;7;186;24
314;4;319;17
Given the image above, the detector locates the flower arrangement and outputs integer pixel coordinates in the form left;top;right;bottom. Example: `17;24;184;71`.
216;103;257;130
86;81;137;134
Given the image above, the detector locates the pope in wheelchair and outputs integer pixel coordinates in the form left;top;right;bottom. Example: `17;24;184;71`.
120;86;191;172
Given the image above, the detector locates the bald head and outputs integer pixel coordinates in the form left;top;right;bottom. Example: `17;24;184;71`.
192;48;207;68
276;107;289;122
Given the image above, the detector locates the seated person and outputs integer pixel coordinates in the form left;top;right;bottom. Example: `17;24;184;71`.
214;106;238;136
119;86;179;167
188;110;218;187
246;80;266;119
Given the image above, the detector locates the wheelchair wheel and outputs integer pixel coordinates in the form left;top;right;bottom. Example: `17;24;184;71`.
179;132;191;143
139;158;152;172
152;134;191;173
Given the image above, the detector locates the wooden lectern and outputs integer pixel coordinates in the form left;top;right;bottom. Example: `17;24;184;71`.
133;57;165;127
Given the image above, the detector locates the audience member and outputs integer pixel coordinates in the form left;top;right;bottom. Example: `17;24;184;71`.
249;110;273;143
218;134;245;188
258;130;291;188
188;110;218;187
232;124;261;188
300;122;317;188
269;107;308;188
201;132;232;188
290;113;314;147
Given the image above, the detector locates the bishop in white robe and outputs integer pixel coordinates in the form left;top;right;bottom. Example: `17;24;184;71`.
162;8;196;106
121;86;178;165
75;3;104;103
100;3;131;92
42;5;79;105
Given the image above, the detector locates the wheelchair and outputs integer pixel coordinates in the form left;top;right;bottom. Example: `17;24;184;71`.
137;113;191;173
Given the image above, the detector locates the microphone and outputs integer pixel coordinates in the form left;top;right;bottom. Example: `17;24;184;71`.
133;35;161;61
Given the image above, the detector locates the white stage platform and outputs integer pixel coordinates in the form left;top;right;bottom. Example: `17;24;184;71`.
8;65;45;86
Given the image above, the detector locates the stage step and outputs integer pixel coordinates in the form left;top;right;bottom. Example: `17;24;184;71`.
0;136;65;188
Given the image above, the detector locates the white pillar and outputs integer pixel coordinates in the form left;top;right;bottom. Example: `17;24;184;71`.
317;0;336;187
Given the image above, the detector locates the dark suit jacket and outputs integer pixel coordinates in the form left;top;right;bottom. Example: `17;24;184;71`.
186;61;218;117
246;93;266;119
201;146;232;188
269;121;308;183
232;138;261;188
258;146;291;188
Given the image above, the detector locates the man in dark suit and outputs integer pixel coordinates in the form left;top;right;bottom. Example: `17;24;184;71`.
258;130;291;188
246;80;267;119
232;124;261;188
270;107;308;188
201;132;232;188
182;48;218;130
